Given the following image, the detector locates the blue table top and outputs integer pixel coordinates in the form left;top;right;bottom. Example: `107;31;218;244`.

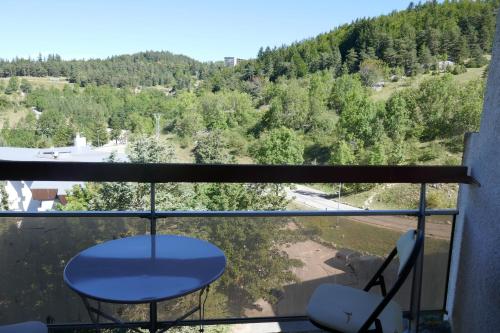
64;235;226;303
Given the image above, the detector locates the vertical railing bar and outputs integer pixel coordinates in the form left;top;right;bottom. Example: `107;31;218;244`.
150;182;157;332
442;213;457;313
150;301;157;332
410;183;426;333
150;182;156;235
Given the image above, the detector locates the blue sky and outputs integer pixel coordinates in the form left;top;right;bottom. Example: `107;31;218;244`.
1;0;414;62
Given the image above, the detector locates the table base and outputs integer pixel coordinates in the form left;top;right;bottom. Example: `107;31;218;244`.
80;286;210;333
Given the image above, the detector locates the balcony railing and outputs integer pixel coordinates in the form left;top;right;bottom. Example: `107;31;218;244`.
0;161;476;333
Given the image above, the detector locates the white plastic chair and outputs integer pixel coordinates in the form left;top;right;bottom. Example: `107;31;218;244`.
307;229;423;333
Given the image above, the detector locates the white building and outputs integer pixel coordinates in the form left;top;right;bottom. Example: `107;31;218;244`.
224;57;238;67
0;136;127;212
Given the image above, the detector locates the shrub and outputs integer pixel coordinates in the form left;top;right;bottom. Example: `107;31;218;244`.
451;65;467;75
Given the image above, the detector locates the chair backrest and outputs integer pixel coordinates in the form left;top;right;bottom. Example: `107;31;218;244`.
359;229;423;332
396;229;418;275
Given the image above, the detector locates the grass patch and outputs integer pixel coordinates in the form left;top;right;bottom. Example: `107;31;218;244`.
0;76;71;90
370;63;487;102
173;142;195;163
340;183;458;210
0;105;30;128
453;66;487;85
300;216;449;256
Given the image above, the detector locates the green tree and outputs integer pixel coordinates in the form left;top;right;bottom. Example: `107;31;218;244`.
5;77;19;95
468;44;488;68
332;76;376;145
0;182;9;210
86;121;108;147
417;75;460;140
359;59;385;87
384;92;412;140
19;79;33;93
1;114;40;148
37;109;66;139
418;45;434;71
260;79;310;131
193;130;234;164
252;127;304;165
453;79;484;136
291;51;308;78
58;183;100;211
52;125;75;146
345;48;359;73
206;217;296;306
328;74;367;114
199;93;228;130
128;113;154;135
330;140;356;165
368;137;389;165
174;110;204;139
128;136;174;163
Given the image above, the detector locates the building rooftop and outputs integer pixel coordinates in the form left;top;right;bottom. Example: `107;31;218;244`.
0;145;126;163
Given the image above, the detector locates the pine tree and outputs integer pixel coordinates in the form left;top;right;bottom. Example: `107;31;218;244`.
291;52;307;78
4;77;19;95
418;45;434;71
468;44;488;68
345;48;359;73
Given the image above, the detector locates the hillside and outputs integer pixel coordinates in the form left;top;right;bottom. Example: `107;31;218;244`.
250;0;497;81
0;51;210;89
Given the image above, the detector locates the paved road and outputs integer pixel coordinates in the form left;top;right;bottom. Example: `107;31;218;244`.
287;185;451;240
286;185;360;211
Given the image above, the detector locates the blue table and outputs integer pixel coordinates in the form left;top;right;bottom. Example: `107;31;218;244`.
64;235;226;332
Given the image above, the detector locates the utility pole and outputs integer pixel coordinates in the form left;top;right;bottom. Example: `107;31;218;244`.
153;113;161;140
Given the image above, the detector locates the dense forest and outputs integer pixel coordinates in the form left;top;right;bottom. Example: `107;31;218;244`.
252;0;497;81
0;51;211;89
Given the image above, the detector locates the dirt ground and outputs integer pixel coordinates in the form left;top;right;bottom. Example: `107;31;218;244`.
243;240;359;318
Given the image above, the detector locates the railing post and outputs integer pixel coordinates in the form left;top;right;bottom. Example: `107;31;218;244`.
150;182;156;235
443;213;457;313
150;301;157;332
150;182;157;332
410;183;426;333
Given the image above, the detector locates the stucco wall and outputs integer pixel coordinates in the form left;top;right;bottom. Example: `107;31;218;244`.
447;8;500;332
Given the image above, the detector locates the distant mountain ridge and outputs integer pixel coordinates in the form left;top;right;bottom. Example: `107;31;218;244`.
0;51;208;89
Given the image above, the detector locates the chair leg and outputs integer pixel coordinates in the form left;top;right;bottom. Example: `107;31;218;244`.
365;318;384;333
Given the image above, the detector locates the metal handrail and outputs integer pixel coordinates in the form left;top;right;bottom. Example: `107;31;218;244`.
0;161;477;184
0;208;458;218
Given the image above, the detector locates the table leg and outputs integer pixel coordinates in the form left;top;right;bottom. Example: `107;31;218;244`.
79;294;142;333
80;295;101;333
150;301;158;333
198;286;210;333
157;286;210;333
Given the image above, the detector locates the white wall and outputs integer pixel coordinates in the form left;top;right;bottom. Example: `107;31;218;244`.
5;181;54;212
5;181;28;211
447;8;500;332
39;200;54;211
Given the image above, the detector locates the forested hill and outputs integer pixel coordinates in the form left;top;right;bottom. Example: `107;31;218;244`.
0;51;209;89
1;1;497;88
252;0;498;81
